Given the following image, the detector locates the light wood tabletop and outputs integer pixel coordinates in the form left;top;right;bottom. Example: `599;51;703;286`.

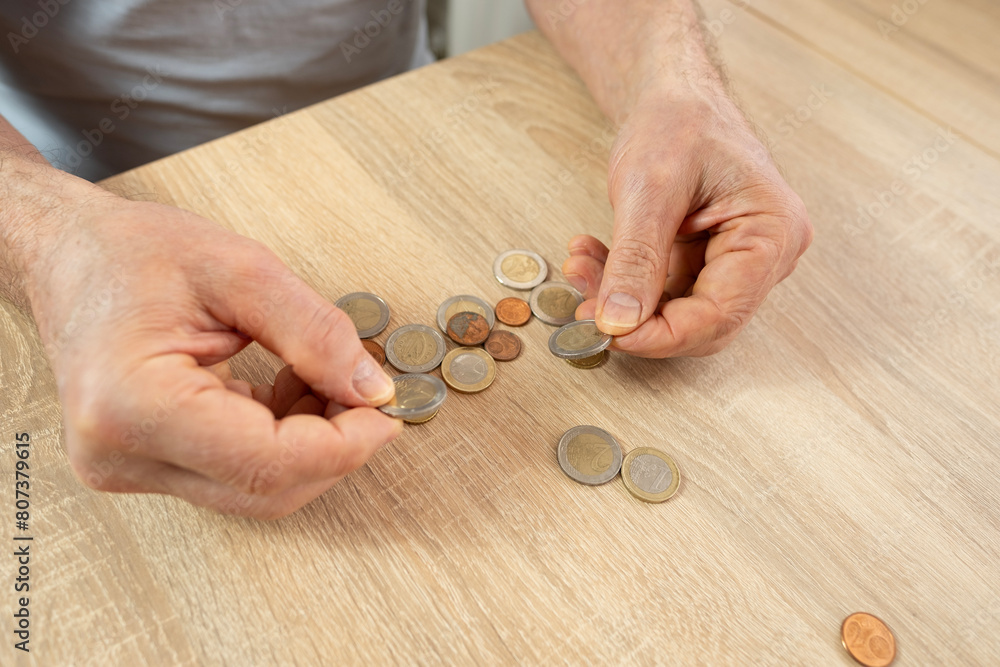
2;1;999;664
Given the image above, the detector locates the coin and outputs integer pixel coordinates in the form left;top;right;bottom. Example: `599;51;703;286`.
378;373;447;424
485;330;521;361
566;351;606;369
446;312;491;346
441;347;496;393
621;447;680;503
556;425;623;486
384;324;447;373
529;281;583;326
549;319;613;359
493;249;548;290
436;295;495;333
841;612;897;667
361;339;385;366
495;297;532;326
335;292;390;339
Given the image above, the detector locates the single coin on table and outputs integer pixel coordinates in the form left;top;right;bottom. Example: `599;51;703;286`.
384;324;447;373
495;297;532;326
378;374;447;424
441;347;496;393
529;281;583;326
436;295;495;333
841;612;897;667
446;312;491;346
361;339;386;366
335;292;390;339
620;447;680;503
549;319;613;360
493;249;548;290
484;330;522;361
557;425;623;486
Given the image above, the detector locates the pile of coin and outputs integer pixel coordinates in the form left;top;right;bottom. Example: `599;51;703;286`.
556;425;680;503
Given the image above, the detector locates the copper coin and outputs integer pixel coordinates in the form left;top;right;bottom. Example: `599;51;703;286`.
485;330;522;361
495;297;532;326
361;339;385;366
446;312;490;346
841;612;896;667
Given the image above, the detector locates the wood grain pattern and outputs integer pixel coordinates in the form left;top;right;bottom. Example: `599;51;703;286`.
2;4;999;664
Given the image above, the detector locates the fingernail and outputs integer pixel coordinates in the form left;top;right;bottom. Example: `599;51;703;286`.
565;273;587;294
600;292;641;329
352;355;395;403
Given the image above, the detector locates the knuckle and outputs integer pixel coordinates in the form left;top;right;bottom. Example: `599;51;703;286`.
608;238;662;281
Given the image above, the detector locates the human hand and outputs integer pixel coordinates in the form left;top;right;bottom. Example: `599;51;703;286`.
20;184;401;519
563;85;813;357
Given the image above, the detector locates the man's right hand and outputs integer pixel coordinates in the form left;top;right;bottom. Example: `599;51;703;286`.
4;162;402;519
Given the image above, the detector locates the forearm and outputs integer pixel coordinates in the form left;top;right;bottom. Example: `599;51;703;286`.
524;0;723;121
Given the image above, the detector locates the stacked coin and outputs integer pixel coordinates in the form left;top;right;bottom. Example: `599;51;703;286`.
549;319;612;369
378;374;447;424
437;295;495;333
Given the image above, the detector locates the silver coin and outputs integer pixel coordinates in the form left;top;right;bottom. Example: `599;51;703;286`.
493;249;548;290
529;281;583;326
335;292;390;339
549;320;613;360
378;373;447;423
436;294;495;333
384;324;447;373
556;425;623;486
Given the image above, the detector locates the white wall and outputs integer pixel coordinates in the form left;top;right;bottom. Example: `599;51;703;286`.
446;0;536;56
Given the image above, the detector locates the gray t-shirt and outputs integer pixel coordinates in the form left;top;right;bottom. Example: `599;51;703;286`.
0;0;430;180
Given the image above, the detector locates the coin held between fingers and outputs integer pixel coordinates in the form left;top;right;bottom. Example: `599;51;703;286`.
352;354;395;403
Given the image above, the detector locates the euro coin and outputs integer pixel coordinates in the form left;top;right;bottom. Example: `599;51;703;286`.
621;447;680;503
549;319;613;359
556;425;623;486
484;330;521;361
378;373;447;424
529;281;583;326
566;351;606;369
385;324;447;373
446;312;490;346
335;292;390;338
495;297;532;326
493;249;548;290
436;295;495;333
841;612;896;667
361;339;386;366
441;347;496;393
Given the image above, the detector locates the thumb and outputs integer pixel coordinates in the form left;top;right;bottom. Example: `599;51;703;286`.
205;246;394;407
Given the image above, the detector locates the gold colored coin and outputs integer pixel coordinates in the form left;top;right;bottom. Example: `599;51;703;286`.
621;447;680;503
335;292;390;338
529;281;583;326
441;347;496;393
384;324;447;373
841;613;896;667
501;254;541;283
556;426;623;485
493;249;548;289
566;351;606;369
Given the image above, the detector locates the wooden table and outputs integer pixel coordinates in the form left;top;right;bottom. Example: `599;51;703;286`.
3;1;999;664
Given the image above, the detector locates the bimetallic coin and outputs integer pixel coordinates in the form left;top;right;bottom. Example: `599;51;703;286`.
621;447;680;503
384;324;447;373
485;330;522;361
841;613;897;667
335;292;390;339
495;297;532;326
436;295;495;333
549;319;613;360
441;347;496;393
493;249;548;290
529;281;583;326
446;312;490;346
378;373;447;424
361;339;385;366
557;426;623;486
566;351;606;369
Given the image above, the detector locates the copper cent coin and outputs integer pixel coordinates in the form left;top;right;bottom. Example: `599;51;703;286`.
361;339;385;366
446;312;490;346
485;330;522;361
495;297;532;326
841;612;896;667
